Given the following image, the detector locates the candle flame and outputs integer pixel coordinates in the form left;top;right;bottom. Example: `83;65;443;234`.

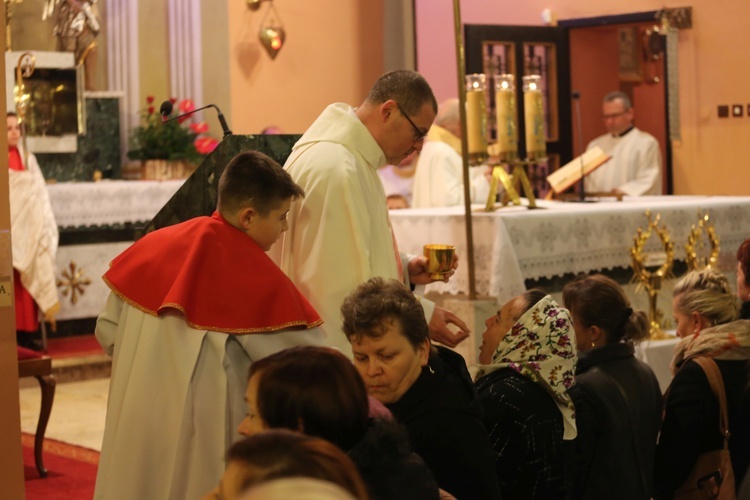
529;83;538;91
472;81;479;89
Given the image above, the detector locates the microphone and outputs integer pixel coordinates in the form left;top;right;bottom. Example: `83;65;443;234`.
160;100;233;138
571;91;586;202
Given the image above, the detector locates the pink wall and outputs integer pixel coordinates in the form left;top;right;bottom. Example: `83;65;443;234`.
226;1;384;134
415;1;750;195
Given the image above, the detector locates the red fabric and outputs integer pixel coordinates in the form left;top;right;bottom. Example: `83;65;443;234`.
8;147;24;171
103;212;322;334
17;346;43;360
14;269;39;332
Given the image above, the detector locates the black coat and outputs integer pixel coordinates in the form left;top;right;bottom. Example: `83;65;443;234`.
386;346;502;500
476;367;573;500
740;300;750;320
568;343;662;499
653;357;750;498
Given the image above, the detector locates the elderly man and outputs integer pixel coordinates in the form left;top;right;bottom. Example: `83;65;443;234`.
584;91;662;196
272;70;470;355
411;98;490;208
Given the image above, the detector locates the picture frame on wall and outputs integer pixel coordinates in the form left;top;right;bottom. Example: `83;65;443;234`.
617;27;642;82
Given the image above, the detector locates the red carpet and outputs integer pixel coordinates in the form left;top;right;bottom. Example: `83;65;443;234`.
46;335;104;359
22;433;98;499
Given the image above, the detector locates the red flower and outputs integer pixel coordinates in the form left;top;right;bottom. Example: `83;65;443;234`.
146;95;154;104
194;136;219;155
169;97;177;104
178;99;195;114
190;121;209;134
148;106;155;115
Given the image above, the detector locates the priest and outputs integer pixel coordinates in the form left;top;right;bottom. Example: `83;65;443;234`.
584;91;662;196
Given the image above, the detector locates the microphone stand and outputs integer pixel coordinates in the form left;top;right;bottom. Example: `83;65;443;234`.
161;102;233;138
570;91;596;203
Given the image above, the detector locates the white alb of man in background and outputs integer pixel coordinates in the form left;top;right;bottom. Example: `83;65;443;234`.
411;98;491;208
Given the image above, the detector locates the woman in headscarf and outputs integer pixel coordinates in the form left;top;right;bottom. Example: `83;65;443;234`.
653;268;750;498
563;274;662;499
475;289;577;499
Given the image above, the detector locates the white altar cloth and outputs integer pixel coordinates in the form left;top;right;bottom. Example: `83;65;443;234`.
391;196;750;304
46;179;185;228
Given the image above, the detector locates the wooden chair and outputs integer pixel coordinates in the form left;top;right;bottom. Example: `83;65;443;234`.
17;346;56;478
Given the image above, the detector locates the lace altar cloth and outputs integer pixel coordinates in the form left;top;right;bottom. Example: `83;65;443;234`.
45;180;185;228
390;196;750;303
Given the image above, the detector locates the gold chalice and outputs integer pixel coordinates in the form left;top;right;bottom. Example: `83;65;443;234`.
424;244;456;280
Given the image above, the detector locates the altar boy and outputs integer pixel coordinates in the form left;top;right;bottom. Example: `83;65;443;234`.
94;151;324;500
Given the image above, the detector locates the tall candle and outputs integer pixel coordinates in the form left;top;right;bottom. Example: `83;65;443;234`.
522;75;546;161
465;74;487;164
494;74;517;161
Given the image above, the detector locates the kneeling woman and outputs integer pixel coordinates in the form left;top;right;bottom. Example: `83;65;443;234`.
341;278;502;500
475;290;577;499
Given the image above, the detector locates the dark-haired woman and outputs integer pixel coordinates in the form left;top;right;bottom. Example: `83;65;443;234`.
236;345;440;500
736;238;750;319
563;274;662;499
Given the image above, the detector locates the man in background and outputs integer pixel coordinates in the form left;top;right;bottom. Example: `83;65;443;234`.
273;70;470;356
584;91;662;196
411;98;490;208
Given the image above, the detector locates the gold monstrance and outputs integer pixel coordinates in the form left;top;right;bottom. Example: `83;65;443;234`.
630;211;675;339
685;213;720;271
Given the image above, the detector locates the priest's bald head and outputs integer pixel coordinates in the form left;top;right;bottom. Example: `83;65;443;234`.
355;70;437;166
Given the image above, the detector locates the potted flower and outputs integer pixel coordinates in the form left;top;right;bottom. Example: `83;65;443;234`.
128;96;219;180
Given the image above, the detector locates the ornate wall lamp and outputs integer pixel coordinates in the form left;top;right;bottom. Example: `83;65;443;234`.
246;0;285;60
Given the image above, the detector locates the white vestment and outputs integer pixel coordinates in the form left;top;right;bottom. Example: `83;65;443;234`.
271;103;434;356
584;127;662;196
9;150;59;313
411;140;489;208
94;294;324;500
377;164;414;204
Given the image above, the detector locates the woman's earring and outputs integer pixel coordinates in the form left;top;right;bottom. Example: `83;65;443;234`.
427;364;435;375
590;341;596;348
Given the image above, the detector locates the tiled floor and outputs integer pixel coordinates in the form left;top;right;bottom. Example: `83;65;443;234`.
19;376;109;452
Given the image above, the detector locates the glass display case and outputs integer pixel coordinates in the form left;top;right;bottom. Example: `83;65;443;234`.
5;51;84;153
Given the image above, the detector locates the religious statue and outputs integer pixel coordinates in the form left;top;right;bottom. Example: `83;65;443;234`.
43;0;100;90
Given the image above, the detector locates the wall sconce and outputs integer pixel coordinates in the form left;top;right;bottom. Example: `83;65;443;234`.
247;0;286;59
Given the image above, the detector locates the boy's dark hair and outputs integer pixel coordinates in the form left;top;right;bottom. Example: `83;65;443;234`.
7;112;17;118
218;151;304;216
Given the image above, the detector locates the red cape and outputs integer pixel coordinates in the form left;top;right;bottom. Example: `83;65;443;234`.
103;212;322;334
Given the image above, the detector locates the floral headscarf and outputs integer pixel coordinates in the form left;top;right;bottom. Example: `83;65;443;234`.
670;319;750;374
476;295;578;440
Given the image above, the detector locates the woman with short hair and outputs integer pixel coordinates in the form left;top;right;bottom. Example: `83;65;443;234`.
341;277;502;500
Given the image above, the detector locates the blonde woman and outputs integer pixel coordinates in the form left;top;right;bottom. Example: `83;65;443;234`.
653;268;750;498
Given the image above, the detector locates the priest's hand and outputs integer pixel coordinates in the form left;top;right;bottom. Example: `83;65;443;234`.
429;306;469;347
407;253;459;284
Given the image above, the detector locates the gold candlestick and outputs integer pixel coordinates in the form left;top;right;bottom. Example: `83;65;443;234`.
522;75;546;161
630;211;675;340
465;74;488;165
685;213;720;271
494;74;518;163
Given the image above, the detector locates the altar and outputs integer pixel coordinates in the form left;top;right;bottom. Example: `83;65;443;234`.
390;195;750;305
47;180;185;324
